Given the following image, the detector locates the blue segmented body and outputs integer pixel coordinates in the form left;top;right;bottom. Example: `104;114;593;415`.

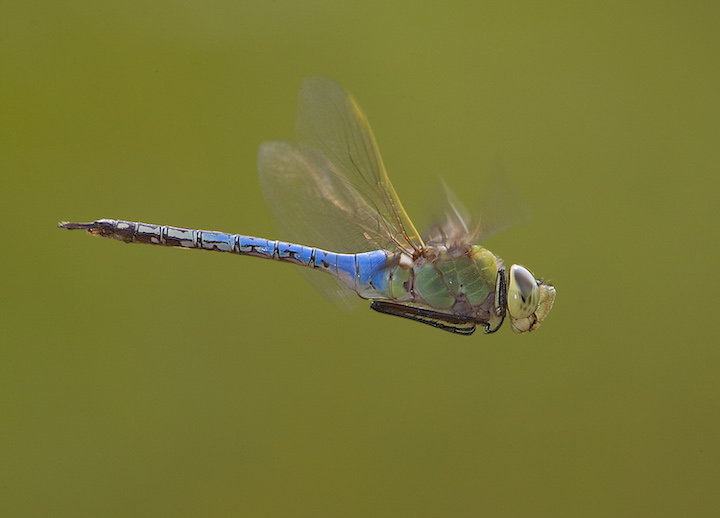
69;219;395;301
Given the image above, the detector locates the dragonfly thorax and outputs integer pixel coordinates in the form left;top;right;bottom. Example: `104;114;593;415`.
383;244;502;320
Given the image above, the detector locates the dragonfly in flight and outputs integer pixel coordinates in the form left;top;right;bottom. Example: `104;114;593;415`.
60;77;555;335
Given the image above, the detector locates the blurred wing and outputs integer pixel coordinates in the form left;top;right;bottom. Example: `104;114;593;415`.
258;76;422;255
422;179;474;246
423;164;531;247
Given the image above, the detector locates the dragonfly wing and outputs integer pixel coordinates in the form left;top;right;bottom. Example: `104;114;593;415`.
259;140;395;254
422;179;474;246
293;76;423;253
258;77;426;306
257;141;372;308
423;167;531;247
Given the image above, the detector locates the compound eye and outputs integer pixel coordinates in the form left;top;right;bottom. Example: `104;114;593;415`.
508;264;540;319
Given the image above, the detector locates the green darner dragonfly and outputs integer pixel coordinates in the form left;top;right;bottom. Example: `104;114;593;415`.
60;77;555;335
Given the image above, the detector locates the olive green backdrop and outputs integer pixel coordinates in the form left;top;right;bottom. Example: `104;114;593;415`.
2;1;719;516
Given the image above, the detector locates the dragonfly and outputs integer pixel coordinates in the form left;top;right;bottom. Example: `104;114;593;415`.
59;77;555;335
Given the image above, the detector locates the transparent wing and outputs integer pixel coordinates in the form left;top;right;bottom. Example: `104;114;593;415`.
258;141;398;254
422;165;532;248
257;141;381;308
258;76;423;256
422;180;475;247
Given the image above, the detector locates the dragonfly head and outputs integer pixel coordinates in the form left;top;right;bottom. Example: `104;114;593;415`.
506;264;555;334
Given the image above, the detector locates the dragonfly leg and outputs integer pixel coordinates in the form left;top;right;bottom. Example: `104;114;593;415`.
484;267;507;334
370;301;477;335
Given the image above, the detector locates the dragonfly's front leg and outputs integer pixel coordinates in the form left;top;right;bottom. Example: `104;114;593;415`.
484;267;507;334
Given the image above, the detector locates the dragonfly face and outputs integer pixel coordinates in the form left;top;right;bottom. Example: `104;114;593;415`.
507;264;556;334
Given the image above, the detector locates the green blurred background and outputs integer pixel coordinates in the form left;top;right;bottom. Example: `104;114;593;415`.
2;1;719;516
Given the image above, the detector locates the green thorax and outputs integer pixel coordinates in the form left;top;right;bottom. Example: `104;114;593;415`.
390;245;500;311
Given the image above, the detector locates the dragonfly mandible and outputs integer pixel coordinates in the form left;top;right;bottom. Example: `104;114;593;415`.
59;77;555;335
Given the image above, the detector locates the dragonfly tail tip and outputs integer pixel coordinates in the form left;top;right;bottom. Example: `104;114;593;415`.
58;221;95;230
